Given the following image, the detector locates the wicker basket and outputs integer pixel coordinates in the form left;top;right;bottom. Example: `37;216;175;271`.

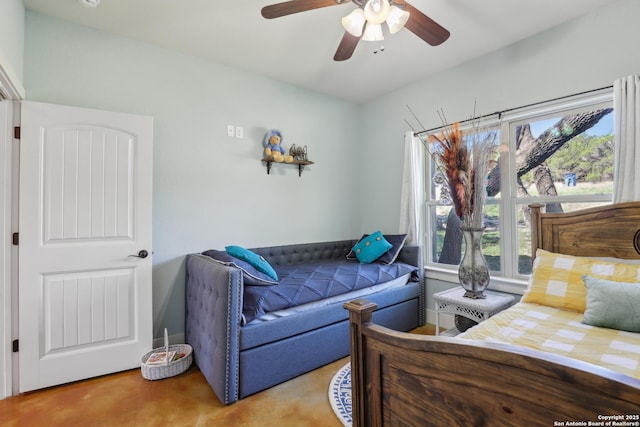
141;343;193;381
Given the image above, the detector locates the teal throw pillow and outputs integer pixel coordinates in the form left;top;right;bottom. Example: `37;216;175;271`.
582;275;640;333
202;249;278;286
225;245;278;281
351;231;393;264
347;233;408;264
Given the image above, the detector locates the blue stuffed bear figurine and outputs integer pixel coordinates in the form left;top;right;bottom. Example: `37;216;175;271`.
263;129;293;163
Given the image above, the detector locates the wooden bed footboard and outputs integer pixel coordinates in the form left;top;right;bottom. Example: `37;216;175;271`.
343;202;640;426
345;299;640;427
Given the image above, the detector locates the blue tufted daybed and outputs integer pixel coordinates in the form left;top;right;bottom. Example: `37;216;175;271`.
185;238;424;404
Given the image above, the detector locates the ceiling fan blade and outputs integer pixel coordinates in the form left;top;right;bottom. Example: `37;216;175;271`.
334;31;360;61
402;1;450;46
261;0;343;19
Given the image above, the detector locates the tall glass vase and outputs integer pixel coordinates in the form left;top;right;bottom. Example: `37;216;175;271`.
458;227;490;299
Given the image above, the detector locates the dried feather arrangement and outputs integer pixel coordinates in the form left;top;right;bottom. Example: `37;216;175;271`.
427;117;498;229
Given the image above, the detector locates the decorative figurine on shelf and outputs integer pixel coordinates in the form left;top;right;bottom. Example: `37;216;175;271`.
289;144;308;161
263;129;293;163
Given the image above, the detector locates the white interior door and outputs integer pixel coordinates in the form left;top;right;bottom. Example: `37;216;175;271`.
18;101;153;392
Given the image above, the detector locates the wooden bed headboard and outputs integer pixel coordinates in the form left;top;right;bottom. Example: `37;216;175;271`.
530;202;640;261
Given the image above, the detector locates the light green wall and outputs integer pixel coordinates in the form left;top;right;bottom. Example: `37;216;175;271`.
359;0;640;236
23;11;362;339
0;0;25;94
21;0;640;338
358;0;640;312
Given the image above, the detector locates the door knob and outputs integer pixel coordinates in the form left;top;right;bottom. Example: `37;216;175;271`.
129;249;149;259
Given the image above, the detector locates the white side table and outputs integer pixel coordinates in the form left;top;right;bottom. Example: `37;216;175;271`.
433;287;515;336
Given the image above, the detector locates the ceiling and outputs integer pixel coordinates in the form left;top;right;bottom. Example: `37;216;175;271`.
23;0;616;104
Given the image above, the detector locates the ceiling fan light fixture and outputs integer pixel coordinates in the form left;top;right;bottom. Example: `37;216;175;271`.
342;8;366;37
361;22;384;42
386;5;410;34
363;0;391;25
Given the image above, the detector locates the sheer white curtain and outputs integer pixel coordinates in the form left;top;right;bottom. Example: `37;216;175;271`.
613;75;640;202
399;131;425;246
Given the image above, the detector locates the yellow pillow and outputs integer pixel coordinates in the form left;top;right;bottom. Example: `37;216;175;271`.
522;249;640;313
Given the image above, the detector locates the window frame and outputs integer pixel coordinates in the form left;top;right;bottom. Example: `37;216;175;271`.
422;88;614;294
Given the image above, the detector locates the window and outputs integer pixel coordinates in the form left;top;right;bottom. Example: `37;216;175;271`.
420;90;614;289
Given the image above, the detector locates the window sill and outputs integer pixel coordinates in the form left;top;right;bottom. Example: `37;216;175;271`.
425;266;528;295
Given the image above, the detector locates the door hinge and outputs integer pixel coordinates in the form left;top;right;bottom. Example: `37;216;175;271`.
12;339;18;353
14;126;20;139
12;232;18;245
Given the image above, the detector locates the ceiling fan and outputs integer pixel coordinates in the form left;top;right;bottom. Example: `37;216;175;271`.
261;0;450;61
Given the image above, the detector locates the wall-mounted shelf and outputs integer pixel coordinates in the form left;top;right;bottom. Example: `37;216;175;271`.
262;158;314;177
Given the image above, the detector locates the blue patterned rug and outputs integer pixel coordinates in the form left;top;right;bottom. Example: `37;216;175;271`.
328;362;352;426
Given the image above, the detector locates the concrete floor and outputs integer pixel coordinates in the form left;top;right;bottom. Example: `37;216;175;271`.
0;324;435;427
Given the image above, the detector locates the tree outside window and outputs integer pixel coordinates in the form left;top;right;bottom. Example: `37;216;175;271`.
422;93;614;282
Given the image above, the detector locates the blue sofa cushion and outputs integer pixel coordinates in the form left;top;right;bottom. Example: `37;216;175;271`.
202;249;278;285
242;258;417;323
